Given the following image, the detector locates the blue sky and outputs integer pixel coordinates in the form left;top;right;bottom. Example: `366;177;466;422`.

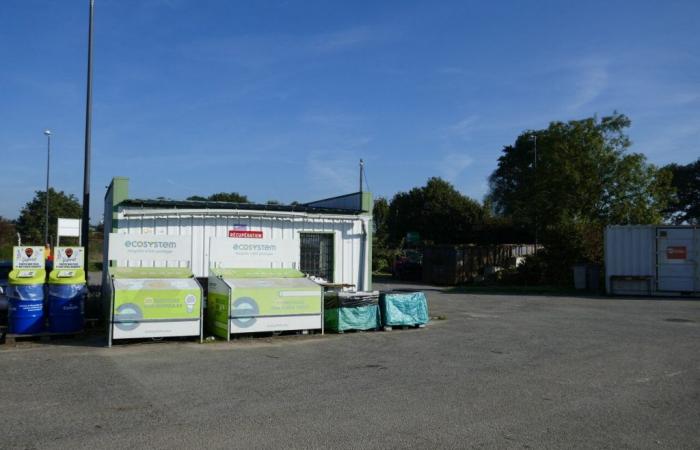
1;0;698;222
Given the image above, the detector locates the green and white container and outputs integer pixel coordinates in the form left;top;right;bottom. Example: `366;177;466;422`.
208;268;322;339
108;267;203;345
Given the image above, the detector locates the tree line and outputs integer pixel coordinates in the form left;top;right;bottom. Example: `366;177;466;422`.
372;113;699;284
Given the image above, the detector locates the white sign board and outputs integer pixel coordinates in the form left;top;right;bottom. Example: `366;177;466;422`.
13;246;45;269
54;246;85;270
108;233;192;263
209;236;300;268
57;218;81;237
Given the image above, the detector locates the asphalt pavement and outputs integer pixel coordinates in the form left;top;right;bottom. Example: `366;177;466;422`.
1;282;699;449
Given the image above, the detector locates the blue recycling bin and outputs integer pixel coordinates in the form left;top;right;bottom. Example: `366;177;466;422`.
48;269;86;333
7;269;46;334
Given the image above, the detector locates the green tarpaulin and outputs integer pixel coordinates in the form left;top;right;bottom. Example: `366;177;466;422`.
325;305;380;332
379;291;429;326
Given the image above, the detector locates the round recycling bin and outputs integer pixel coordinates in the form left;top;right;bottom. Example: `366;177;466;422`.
48;284;85;333
7;281;45;334
48;269;86;333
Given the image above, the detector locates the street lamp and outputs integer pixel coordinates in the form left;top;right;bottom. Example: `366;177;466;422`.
530;134;538;250
44;129;51;247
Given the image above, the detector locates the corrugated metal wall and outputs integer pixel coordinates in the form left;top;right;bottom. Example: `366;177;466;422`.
604;226;656;294
113;209;369;290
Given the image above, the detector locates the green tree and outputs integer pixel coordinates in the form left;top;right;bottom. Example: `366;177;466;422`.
664;158;700;224
386;177;483;245
0;216;17;259
186;192;249;203
371;197;393;272
372;197;389;240
488;113;673;282
15;189;82;245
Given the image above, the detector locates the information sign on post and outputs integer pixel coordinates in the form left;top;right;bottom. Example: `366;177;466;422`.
12;246;45;269
54;247;85;269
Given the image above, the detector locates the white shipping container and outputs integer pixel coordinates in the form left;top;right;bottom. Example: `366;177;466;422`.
604;225;699;296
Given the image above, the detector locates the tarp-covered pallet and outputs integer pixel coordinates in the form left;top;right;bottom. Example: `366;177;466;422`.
324;291;380;333
379;291;429;330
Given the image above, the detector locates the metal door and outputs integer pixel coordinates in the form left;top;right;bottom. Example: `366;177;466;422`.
656;227;697;292
300;233;334;282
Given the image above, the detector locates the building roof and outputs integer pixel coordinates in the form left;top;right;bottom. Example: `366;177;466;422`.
119;198;363;215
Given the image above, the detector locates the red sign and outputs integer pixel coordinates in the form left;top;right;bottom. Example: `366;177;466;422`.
666;246;687;260
228;230;263;239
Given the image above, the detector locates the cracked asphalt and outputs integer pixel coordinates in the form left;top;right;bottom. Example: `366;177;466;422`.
1;282;699;449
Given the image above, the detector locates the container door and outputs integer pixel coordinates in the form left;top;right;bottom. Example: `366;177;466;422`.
656;228;696;292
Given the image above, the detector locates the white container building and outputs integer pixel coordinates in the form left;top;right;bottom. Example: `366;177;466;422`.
103;177;373;291
605;225;699;296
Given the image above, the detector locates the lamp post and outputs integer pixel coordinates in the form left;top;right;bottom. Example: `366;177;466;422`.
44;129;51;246
530;134;538;250
81;0;94;261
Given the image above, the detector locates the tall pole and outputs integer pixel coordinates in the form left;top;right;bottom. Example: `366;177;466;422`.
44;130;51;246
359;159;364;193
532;135;538;250
81;0;94;259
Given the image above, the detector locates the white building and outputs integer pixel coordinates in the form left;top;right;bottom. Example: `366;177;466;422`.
103;177;373;291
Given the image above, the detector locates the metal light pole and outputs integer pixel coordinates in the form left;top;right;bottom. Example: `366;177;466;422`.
44;129;51;246
81;0;94;260
531;134;538;250
359;159;364;193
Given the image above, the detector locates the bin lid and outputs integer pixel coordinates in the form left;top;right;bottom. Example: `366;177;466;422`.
211;268;305;279
110;267;194;279
9;269;46;285
48;268;86;284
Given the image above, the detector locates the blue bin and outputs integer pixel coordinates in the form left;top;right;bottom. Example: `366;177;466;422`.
48;284;86;333
7;284;45;334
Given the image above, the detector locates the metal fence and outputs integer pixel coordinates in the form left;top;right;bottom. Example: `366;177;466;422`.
422;244;538;285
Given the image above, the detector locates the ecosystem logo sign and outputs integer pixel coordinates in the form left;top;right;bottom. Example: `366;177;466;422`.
13;246;45;269
109;233;192;263
209;236;300;268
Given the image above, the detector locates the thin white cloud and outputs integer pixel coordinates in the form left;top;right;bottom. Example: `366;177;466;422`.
437;152;473;182
306;150;360;194
568;59;609;111
300;111;364;128
180;26;385;68
437;66;467;75
311;26;376;53
445;115;479;139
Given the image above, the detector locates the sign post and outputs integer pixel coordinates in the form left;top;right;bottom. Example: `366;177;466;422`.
57;218;82;246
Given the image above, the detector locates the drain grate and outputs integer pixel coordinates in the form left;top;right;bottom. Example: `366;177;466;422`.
665;318;695;323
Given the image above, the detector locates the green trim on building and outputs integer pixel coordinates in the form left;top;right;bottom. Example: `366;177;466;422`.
360;192;372;212
109;177;129;231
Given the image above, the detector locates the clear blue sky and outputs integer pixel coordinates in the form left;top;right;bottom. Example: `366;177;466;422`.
1;0;698;222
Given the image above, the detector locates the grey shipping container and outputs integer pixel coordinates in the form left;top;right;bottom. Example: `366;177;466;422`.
604;225;699;296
